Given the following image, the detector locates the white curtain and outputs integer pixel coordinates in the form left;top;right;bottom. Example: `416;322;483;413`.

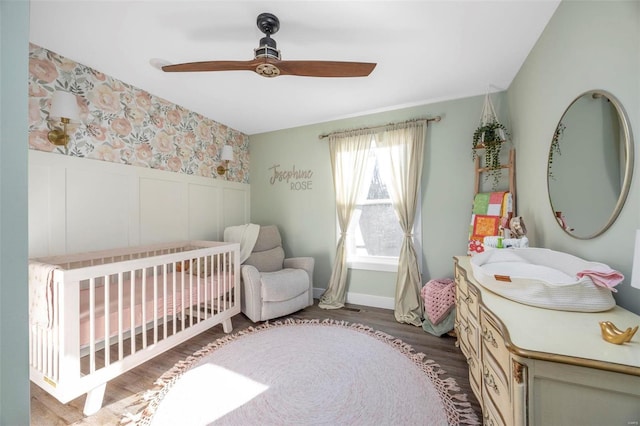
319;131;372;309
376;121;426;326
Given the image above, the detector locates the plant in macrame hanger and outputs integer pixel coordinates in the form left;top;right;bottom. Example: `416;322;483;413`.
548;122;566;180
472;92;510;190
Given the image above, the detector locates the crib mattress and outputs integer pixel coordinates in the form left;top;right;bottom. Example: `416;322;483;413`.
79;272;233;347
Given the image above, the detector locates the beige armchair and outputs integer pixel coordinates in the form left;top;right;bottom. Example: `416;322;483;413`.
240;225;314;322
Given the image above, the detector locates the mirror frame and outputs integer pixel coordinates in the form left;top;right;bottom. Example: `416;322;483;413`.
547;89;634;239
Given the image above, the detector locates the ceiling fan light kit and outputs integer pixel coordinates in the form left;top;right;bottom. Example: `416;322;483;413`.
161;12;376;79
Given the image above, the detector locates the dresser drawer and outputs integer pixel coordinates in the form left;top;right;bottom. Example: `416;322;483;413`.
456;318;470;358
458;304;472;349
467;315;480;360
454;266;468;296
480;309;510;370
455;285;466;317
483;392;507;426
468;349;481;401
467;283;480;320
482;349;511;424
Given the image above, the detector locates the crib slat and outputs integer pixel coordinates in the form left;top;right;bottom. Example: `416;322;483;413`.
35;328;41;373
215;254;221;315
104;274;110;367
225;252;229;311
130;269;135;355
180;264;185;329
53;276;59;381
142;272;147;349
222;252;227;310
118;272;124;361
203;255;209;320
196;261;201;324
163;264;167;340
189;264;194;328
89;278;96;374
172;264;177;335
153;267;158;344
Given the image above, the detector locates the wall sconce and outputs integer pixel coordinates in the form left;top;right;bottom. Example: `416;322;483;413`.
48;91;80;149
217;145;234;175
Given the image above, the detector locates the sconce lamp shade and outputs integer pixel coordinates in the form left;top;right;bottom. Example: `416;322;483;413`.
216;145;234;175
48;91;81;148
50;91;80;122
221;145;234;161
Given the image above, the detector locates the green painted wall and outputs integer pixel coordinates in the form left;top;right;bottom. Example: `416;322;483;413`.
507;0;640;313
0;0;31;423
251;1;640;316
249;93;510;304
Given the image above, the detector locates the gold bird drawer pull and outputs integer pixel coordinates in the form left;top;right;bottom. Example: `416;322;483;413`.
599;321;638;345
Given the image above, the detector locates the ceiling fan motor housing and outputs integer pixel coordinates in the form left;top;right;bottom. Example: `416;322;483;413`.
254;36;281;60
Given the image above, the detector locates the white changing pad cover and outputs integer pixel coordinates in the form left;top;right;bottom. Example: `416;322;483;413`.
470;248;615;312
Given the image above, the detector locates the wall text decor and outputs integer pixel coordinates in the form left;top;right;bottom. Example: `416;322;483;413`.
269;164;313;190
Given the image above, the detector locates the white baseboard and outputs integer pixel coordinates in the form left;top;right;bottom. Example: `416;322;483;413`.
313;287;394;310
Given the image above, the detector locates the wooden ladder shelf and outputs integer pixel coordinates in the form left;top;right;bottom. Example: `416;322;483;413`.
474;147;516;209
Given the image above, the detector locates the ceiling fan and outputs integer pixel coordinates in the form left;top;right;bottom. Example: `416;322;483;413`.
161;13;377;78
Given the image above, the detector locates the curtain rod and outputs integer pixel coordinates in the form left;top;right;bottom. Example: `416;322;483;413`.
318;116;441;140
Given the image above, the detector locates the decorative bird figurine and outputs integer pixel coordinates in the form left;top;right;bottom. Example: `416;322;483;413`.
599;321;638;345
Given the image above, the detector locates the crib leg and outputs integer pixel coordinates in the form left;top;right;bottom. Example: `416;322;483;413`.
83;382;107;416
222;318;233;333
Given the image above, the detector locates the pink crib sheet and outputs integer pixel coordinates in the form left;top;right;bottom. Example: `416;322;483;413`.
78;272;233;347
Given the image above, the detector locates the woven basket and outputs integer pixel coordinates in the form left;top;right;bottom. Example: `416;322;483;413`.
470;248;616;312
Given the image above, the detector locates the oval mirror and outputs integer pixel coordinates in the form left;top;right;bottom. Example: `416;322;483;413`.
547;90;634;239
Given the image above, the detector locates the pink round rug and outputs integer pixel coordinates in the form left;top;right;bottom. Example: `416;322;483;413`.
123;319;479;425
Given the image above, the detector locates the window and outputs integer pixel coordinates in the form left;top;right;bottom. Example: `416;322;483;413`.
345;141;421;272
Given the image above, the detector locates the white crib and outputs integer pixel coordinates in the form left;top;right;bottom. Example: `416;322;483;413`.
29;240;240;416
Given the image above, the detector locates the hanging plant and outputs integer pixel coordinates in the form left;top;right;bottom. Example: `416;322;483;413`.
548;122;566;180
471;93;510;190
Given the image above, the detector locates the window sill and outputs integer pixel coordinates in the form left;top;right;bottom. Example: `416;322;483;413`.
347;258;398;273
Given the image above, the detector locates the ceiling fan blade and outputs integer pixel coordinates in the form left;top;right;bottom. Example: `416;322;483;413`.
162;59;261;73
275;60;376;77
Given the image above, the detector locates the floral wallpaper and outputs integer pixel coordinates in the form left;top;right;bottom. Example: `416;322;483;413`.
28;44;249;183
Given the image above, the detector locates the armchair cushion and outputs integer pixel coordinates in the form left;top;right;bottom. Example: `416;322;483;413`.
243;246;285;273
261;269;310;302
243;225;285;272
252;225;282;252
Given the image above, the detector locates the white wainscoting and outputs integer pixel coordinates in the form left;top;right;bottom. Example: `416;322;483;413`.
29;150;250;257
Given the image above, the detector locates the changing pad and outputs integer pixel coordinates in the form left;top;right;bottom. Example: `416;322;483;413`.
470;248;616;312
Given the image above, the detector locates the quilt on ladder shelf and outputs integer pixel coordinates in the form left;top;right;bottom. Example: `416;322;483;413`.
468;191;512;255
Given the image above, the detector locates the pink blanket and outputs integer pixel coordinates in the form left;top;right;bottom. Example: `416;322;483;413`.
576;268;623;293
421;278;456;325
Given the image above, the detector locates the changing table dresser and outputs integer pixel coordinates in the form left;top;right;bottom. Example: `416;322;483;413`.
454;256;640;426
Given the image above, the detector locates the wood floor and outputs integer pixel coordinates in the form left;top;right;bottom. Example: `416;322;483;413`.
30;301;482;425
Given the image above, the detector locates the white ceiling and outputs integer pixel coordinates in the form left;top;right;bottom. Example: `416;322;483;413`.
29;1;560;135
